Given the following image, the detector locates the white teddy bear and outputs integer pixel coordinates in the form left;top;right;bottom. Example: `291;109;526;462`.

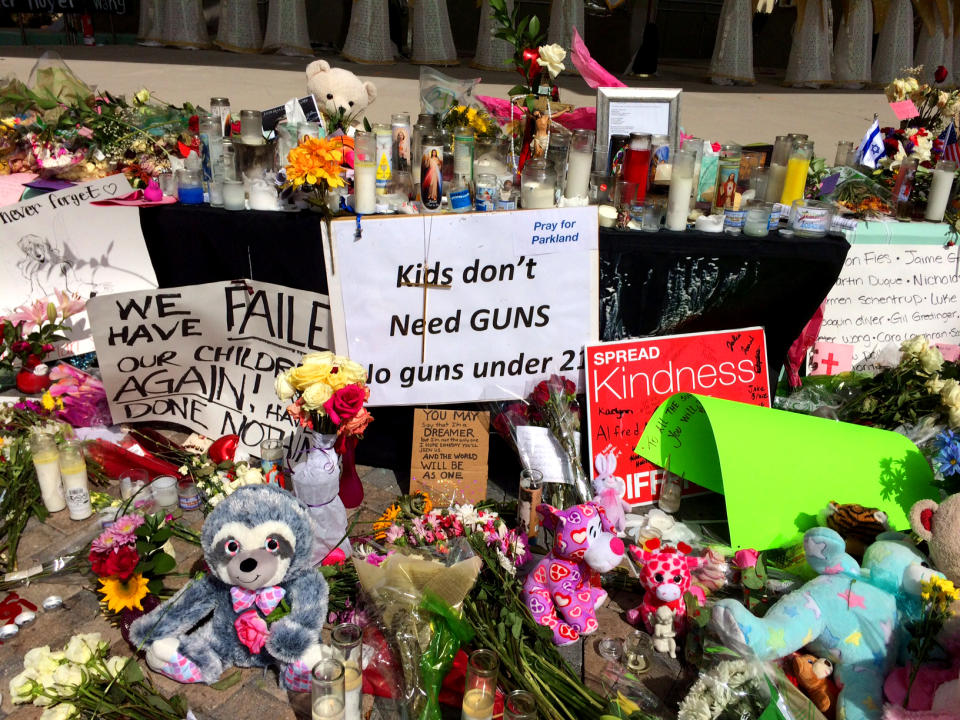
305;60;377;131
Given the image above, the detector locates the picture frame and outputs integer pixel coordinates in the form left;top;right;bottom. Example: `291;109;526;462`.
595;87;682;171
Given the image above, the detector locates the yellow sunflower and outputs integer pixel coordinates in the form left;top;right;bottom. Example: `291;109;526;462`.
98;574;150;614
373;503;401;540
285;136;345;190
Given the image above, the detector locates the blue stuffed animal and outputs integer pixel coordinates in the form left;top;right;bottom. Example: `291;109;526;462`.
129;485;328;692
712;527;941;720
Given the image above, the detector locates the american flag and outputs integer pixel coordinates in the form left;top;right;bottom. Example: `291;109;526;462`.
940;122;960;162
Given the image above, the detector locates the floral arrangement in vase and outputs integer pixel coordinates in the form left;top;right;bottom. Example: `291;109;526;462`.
275;351;373;507
884;66;960;135
439;104;501;143
281;135;346;212
0;290;84;393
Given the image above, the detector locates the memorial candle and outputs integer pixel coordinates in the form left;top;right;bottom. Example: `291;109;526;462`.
564;129;594;199
925;160;956;222
354;131;377;215
666;148;696;230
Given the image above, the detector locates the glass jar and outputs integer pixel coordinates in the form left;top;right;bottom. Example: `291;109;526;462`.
419;132;444;212
157;170;177;197
354;131;377;215
658;470;682;513
623;631;653;674
120;468;149;500
750;166;769;201
210;96;232;136
333;623;362;720
650;134;671;186
665;147;696;231
743;201;774;237
448;173;473;213
30;432;64;512
151;475;179;508
834;140;854;167
589;171;612;204
462;649;499;720
312;658;345;720
392;112;412;173
504;690;537;720
260;438;284;486
59;441;91;520
176;168;204;205
622;133;652;203
893;157;919;219
642;198;663;232
475;173;498;211
765;135;792;202
374;124;393;195
780;140;814;208
925;159;957;221
411;121;428;186
198;114;223;206
222;178;245;210
298;122;321;141
518;469;543;537
712;143;742;214
520;158;557;209
178;481;201;511
454;126;476;183
789;198;835;237
564;129;595;200
239;109;264;145
546;131;569;187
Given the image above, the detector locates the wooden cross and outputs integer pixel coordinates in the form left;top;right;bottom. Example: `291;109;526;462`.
400;257;451;362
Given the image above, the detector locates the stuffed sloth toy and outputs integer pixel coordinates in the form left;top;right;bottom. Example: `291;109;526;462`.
129;485;328;692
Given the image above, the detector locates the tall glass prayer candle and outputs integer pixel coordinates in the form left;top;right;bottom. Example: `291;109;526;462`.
353;131;377;215
666;148;696;230
454;126;476;183
392;112;412;173
564;129;595;199
30;433;64;512
893;157;919;219
312;659;345;720
419;132;444;212
780;140;814;208
518;469;543;537
658;471;682;513
622;133;652;203
199;114;223;206
260;438;284;487
239;110;264;145
210;97;232;137
59;441;91;520
835;141;854;168
765;135;792;203
712;143;742;214
462;650;499;720
333;624;362;720
374;124;392;195
925;160;956;221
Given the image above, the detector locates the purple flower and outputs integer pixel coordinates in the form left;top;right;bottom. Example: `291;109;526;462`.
937;443;960;477
935;430;958;451
107;514;145;545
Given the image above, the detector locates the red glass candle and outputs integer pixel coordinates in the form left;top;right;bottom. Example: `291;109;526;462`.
622;133;652;203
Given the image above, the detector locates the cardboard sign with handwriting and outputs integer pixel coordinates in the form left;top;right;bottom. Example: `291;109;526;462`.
410;409;489;505
585;328;770;506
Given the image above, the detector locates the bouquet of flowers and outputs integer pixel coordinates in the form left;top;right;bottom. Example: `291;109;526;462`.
46;363;113;428
677;657;774;720
88;511;199;616
275;351;374;506
0;290;85;381
281;135;346;212
180;453;266;511
903;575;960;704
885;66;960;135
439;104;501;143
492;374;591;506
8;633;189;719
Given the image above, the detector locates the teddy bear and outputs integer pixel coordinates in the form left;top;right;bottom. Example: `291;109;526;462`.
305;59;377;131
129;485;328;692
627;539;708;635
711;527;941;720
652;605;677;658
785;653;838;718
910;494;960;585
522;502;625;646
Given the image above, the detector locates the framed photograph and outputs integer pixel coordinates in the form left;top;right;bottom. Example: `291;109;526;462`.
595;87;682;171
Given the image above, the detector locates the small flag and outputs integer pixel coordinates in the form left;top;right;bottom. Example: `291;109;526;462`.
856;117;885;169
940;121;960;162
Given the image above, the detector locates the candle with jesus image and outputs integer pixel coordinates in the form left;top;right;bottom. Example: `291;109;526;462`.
420;134;444;212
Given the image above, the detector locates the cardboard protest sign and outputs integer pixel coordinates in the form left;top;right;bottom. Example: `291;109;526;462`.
325;207;598;405
585;328;770;506
410;408;489;505
87;279;332;456
634;393;936;549
1;176;156;309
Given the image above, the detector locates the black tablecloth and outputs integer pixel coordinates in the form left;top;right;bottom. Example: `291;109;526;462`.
139;207;850;475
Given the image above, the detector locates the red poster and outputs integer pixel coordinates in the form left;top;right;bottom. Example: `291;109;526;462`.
585;328;770;506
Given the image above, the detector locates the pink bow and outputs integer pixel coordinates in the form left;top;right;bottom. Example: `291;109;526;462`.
230;585;285;615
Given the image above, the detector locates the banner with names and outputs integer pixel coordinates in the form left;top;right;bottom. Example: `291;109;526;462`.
87;279;333;456
325;207;599;406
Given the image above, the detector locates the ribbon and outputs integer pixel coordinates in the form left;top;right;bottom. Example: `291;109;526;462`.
230;585;286;615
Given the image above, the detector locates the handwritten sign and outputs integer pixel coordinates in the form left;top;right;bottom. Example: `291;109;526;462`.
325;207;598;405
808;341;854;375
410;408;489;505
889;99;920;120
87;279;333;456
0;175;155;314
818;242;960;365
585;328;770;506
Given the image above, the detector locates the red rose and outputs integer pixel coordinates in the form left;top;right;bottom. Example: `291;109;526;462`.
531;381;550;407
235;609;269;654
10;341;29;354
563;379;576;396
89;549;111;577
936;65;949;83
103;545;140;580
323;384;366;425
188;114;199;134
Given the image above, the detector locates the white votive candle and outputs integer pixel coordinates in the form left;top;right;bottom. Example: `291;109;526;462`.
462;689;494;720
354;162;377;214
926;160;957;221
59;442;91;520
222;179;246;210
564;149;593;199
343;661;361;720
521;182;556;209
30;434;65;512
151;476;179;508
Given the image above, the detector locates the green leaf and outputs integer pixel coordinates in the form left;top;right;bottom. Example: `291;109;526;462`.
508;84;530;97
152;552;176;575
489;0;506;12
147;578;164;594
528;15;541;40
123;659;145;684
135;540;152;555
145;693;176;714
151;527;172;544
210;670;243;691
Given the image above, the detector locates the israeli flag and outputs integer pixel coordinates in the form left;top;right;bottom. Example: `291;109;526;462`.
856;117;885;169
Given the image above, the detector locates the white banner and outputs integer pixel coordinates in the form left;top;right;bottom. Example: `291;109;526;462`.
818;242;960;364
0;176;156;314
87;280;333;455
325;207;599;406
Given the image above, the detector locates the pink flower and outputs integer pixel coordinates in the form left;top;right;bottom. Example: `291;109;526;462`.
234;610;269;654
8;300;48;330
54;289;85;319
734;549;759;569
91;531;119;553
107;514;145;545
384;525;404;543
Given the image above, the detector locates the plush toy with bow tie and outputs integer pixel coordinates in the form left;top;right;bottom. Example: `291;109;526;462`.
129;485;328;692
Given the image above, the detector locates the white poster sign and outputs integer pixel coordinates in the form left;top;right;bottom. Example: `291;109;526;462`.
325;207;599;406
87;279;333;455
818;242;960;365
0;176;157;314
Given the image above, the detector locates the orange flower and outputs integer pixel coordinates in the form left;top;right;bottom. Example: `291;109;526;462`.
285;136;344;189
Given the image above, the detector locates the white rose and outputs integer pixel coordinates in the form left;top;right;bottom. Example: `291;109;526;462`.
950;405;960;428
920;345;944;374
302;351;335;367
901;335;929;357
24;646;56;673
65;637;92;665
208;493;224;507
53;664;83;691
942;379;960;408
274;372;296;401
302;381;333;410
106;656;130;677
40;703;78;720
927;374;946;394
537;43;566;78
9;671;36;704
